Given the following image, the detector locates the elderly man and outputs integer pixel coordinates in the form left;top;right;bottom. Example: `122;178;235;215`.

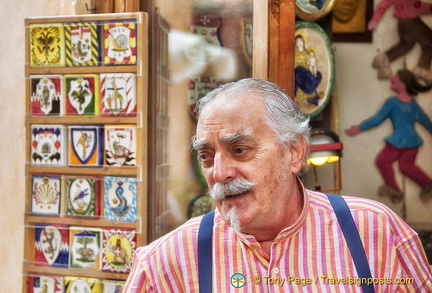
123;78;432;292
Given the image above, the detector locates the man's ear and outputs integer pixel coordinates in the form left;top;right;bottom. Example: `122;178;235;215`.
289;135;308;174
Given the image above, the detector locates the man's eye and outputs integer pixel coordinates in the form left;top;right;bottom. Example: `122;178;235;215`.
234;148;247;154
198;153;212;162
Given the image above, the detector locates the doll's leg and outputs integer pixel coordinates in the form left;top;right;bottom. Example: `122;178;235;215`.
375;143;402;191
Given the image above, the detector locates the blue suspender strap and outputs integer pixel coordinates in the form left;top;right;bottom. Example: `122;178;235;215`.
198;210;215;293
326;193;375;293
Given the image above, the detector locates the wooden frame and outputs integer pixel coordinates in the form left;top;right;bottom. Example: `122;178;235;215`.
23;12;148;292
332;0;373;43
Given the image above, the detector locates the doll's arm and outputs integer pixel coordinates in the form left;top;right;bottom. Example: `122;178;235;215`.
368;0;394;30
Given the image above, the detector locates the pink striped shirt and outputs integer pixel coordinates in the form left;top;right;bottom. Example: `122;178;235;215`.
123;189;432;292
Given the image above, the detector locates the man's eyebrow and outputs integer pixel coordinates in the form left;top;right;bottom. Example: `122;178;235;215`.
191;135;208;150
220;130;249;145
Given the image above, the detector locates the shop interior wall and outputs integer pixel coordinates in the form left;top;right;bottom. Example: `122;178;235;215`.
0;0;72;291
1;0;431;291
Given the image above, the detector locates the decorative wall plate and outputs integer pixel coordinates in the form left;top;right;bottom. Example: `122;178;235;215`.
27;275;64;293
187;77;223;119
30;174;61;215
65;176;100;217
295;0;336;22
100;73;136;117
30;75;63;116
64;22;100;66
34;225;69;267
69;227;102;269
102;280;125;293
103;21;137;65
102;228;136;273
31;124;66;166
64;276;103;293
103;176;137;222
64;74;99;116
68;125;104;166
29;23;65;67
294;21;334;118
104;125;136;166
240;18;253;67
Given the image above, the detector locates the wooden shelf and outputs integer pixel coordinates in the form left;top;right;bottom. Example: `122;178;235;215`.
25;214;141;230
23;12;148;292
26;165;140;177
24;262;129;281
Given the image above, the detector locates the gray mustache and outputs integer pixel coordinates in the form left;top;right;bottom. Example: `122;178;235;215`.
208;178;257;201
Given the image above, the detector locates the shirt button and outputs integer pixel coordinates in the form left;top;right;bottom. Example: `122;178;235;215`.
273;267;280;274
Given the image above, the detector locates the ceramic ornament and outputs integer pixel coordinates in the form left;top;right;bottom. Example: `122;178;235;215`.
69;227;102;270
27;275;64;293
103;21;137;65
102;228;136;273
34;225;69;267
64;22;100;66
65;176;100;217
29;23;65;67
68;125;104;167
64;74;100;116
31;124;66;166
30;174;62;215
104;125;136;166
103;176;137;222
100;73;137;117
30;75;63;116
64;276;103;293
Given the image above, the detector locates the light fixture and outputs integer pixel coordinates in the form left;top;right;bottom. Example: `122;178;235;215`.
307;128;343;191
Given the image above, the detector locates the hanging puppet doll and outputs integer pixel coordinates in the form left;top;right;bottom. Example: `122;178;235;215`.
345;68;432;203
368;0;432;81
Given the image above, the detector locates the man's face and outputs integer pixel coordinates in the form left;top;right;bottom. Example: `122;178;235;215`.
195;93;304;234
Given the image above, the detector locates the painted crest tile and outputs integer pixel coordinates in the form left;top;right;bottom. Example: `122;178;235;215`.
103;176;137;222
30;174;62;215
105;125;136;167
102;228;136;273
27;275;64;293
65;176;100;217
34;225;69;267
64;22;100;66
68;125;104;166
103;21;137;65
69;227;102;270
31;124;66;166
29;23;65;67
64;276;102;293
100;73;137;117
64;74;100;116
103;280;125;293
30;75;63;116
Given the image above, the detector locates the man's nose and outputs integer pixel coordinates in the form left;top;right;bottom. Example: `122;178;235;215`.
212;153;237;184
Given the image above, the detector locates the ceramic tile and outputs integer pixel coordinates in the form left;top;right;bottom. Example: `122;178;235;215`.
69;226;102;270
100;73;136;117
31;124;66;166
68;125;104;166
34;225;69;267
29;23;65;67
104;125;136;167
64;74;100;116
103;21;137;65
65;176;100;217
64;22;100;66
30;75;63;116
30;174;62;215
101;228;136;273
